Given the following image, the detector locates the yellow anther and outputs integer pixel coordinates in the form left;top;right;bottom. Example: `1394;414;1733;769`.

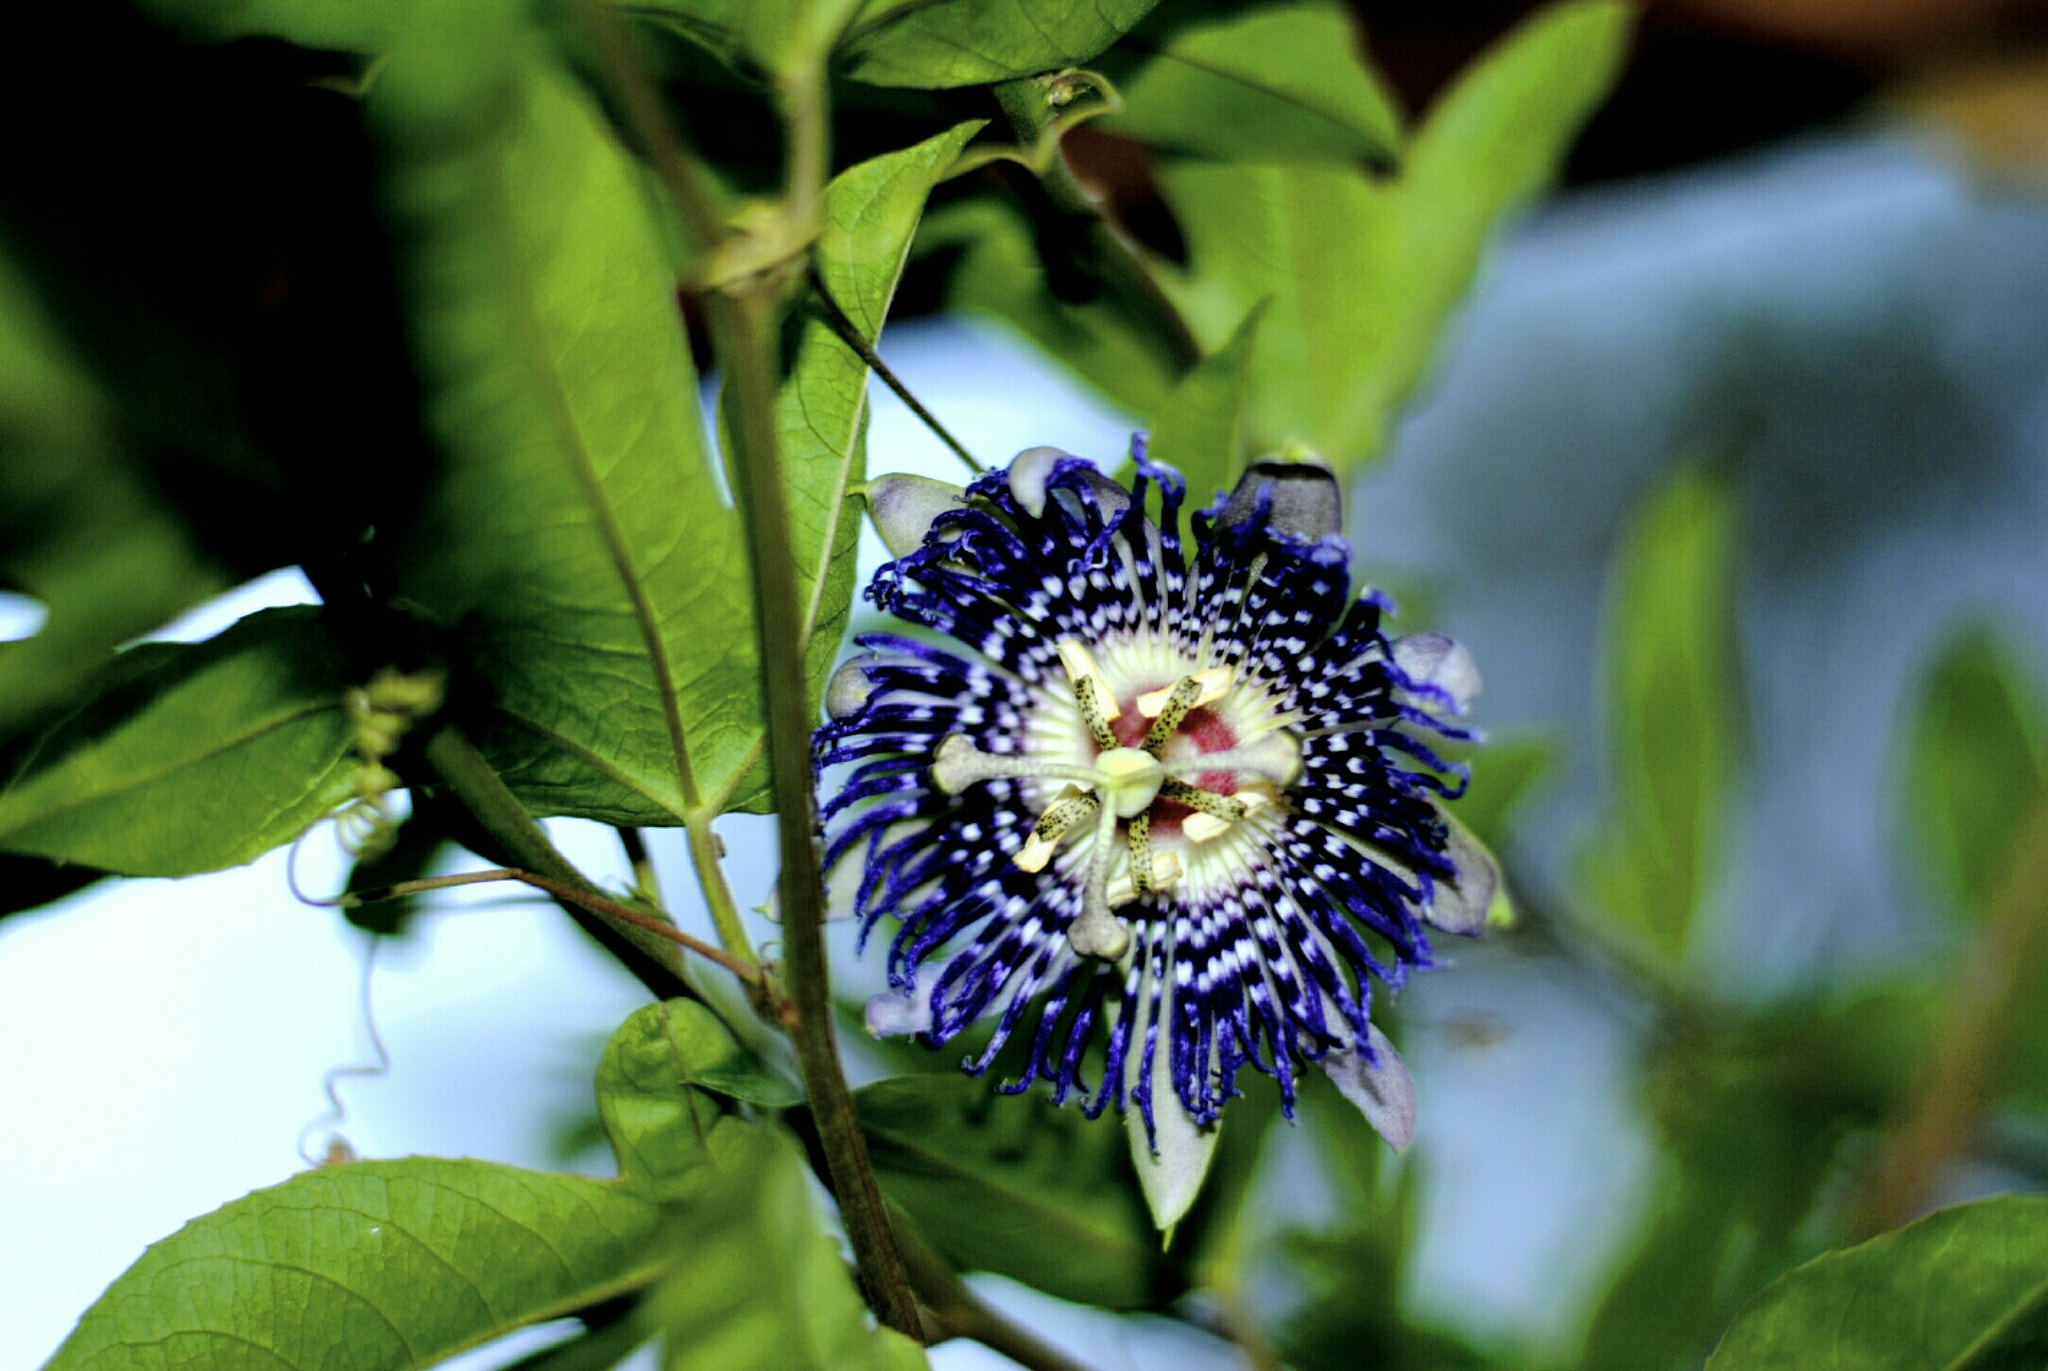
1056;640;1119;722
1183;811;1233;844
1134;666;1233;718
1014;786;1099;872
1107;851;1184;906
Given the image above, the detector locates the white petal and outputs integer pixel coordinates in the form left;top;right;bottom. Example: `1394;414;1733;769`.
1425;810;1499;936
1005;446;1071;518
865;474;965;558
1391;633;1481;712
863;987;932;1038
1127;965;1220;1231
1324;1025;1417;1151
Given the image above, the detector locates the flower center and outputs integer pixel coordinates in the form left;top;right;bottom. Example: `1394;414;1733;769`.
928;637;1303;963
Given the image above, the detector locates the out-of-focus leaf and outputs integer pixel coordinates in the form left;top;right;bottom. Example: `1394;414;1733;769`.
1144;298;1266;517
597;999;800;1192
921;196;1177;423
855;1073;1162;1308
1161;0;1631;466
127;0;400;51
42;1159;676;1371
1446;734;1555;851
719;120;983;809
1905;627;2048;920
0;607;360;877
835;0;1162;89
1582;984;1933;1371
619;0;865;80
1170;1073;1282;1290
0;258;227;742
1577;468;1739;969
1706;1196;2048;1369
644;1128;930;1371
370;7;761;827
1278;1073;1493;1371
1098;0;1401;168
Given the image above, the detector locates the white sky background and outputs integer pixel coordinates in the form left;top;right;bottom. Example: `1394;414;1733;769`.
9;122;2048;1370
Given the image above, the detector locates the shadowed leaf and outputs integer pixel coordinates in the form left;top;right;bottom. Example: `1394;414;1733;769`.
0;607;360;877
1707;1196;2048;1370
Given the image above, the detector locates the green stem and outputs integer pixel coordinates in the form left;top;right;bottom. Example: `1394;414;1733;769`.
807;263;985;477
709;287;921;1339
1857;799;2048;1233
619;826;660;903
685;809;759;970
574;3;918;1335
991;77;1202;375
423;725;696;1001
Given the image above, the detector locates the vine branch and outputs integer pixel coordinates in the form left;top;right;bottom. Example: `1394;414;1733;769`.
576;1;924;1338
313;863;762;984
807;263;985;476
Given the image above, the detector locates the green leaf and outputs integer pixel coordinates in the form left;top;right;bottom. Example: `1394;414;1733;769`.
43;1158;676;1371
1098;0;1402;168
835;0;1162;89
1160;0;1630;466
1143;298;1267;517
126;0;400;51
619;0;866;80
1447;734;1556;851
921;196;1177;423
1577;468;1740;969
644;1128;930;1371
1707;1196;2048;1370
720;120;985;810
0;607;361;877
370;8;762;828
1906;627;2048;920
0;255;227;743
597;999;800;1191
1581;984;1932;1371
855;1073;1162;1308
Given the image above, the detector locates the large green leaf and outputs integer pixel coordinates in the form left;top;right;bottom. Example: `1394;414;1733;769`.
1707;1196;2048;1369
0;607;361;877
855;1073;1161;1308
1160;0;1630;466
718;120;983;809
835;0;1161;89
370;8;760;827
1097;0;1401;168
0;255;226;743
1143;298;1266;517
42;1159;676;1371
644;1129;929;1370
1577;468;1739;969
1906;628;2048;921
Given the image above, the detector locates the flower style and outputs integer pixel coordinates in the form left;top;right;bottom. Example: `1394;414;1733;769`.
814;444;1495;1164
